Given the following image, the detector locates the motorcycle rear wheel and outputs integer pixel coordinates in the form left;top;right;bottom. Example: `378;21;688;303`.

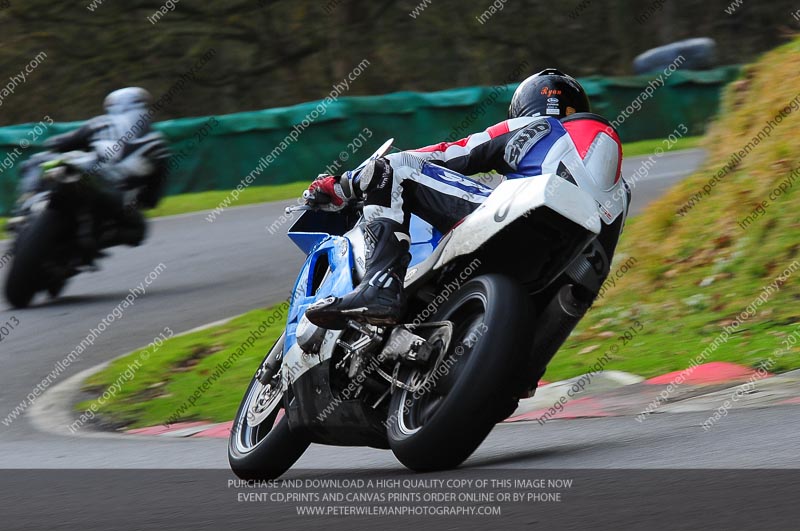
386;274;532;471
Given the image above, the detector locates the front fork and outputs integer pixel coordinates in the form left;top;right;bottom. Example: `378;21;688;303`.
257;343;284;385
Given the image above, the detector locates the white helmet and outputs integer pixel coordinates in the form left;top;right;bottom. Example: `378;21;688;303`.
103;87;152;114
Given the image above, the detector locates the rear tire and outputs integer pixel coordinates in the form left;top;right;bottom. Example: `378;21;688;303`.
228;336;310;479
387;274;532;471
5;210;65;308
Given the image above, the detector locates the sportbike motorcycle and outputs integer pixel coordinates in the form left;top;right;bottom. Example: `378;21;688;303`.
4;151;156;308
229;139;608;478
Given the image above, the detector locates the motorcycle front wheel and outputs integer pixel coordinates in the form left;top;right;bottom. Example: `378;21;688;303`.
386;274;532;471
228;335;310;479
4;210;66;308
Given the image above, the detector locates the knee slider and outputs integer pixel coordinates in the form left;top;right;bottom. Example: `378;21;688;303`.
359;157;392;193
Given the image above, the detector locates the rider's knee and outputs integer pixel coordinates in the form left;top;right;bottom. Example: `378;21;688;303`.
358;157;393;194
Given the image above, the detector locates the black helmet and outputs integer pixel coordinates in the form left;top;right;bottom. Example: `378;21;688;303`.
508;68;590;119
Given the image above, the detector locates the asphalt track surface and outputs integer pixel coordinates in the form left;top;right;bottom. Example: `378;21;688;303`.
7;147;793;473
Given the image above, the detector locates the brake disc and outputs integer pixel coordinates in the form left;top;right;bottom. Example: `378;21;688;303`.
246;373;283;428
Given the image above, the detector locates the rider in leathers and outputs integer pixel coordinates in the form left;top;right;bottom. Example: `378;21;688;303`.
21;87;170;255
304;69;631;331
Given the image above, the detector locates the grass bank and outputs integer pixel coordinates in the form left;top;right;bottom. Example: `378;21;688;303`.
622;135;701;158
76;304;287;430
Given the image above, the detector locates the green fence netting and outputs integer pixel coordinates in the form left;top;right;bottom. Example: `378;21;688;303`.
0;66;740;215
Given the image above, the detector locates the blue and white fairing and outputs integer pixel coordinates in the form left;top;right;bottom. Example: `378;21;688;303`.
283;235;354;358
407;215;442;268
282;210;441;361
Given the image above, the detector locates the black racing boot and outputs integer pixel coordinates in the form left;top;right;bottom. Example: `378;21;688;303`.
305;219;410;330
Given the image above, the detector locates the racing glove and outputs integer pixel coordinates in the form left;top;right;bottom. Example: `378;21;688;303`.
306;174;352;210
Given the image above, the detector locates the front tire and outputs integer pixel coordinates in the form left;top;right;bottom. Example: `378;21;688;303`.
228;336;310;479
5;210;65;308
387;274;532;471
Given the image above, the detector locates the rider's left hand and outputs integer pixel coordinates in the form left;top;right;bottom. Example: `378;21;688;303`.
306;175;348;210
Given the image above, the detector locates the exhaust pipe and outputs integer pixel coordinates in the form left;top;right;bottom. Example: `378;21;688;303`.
519;284;590;395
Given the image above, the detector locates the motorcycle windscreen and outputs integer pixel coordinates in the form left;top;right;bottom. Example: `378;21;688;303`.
287;210;354;255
